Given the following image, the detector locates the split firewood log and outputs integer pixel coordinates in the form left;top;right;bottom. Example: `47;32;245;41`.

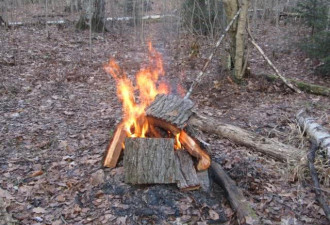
103;122;127;168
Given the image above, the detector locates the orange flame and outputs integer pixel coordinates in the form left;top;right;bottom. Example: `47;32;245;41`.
104;42;170;138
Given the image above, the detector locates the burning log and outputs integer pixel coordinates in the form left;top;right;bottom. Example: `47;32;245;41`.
146;94;211;171
124;138;177;184
147;116;211;171
103;122;127;168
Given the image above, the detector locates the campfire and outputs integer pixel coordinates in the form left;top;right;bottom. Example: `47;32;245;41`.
103;43;211;190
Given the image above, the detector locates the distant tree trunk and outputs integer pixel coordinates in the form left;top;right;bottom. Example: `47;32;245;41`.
76;0;105;33
65;0;82;12
233;0;249;81
223;0;249;82
223;0;238;69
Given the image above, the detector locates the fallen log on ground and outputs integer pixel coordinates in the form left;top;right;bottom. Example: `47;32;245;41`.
296;109;330;158
307;141;330;221
211;162;260;224
6;20;66;27
106;14;177;22
188;113;301;162
261;73;330;97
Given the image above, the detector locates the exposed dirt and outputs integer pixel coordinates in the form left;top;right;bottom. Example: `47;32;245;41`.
1;9;329;225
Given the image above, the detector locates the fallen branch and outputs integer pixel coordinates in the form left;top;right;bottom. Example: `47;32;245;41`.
185;8;242;99
307;141;330;221
211;162;260;224
261;73;330;96
7;20;65;27
247;29;301;93
106;14;177;22
188;113;301;162
296;109;330;159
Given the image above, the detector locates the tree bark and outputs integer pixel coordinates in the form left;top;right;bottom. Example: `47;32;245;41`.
175;150;201;190
234;0;249;81
146;94;195;129
223;0;239;70
65;0;82;12
76;0;105;32
296;109;330;159
188;113;301;162
124;138;177;184
211;162;260;224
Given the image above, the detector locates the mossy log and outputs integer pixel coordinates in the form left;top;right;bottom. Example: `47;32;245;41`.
262;73;330;97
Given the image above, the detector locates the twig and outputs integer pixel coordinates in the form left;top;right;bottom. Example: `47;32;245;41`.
307;141;330;221
61;215;68;224
184;8;242;99
246;28;301;93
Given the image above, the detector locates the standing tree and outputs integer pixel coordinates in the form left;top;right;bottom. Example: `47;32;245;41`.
223;0;250;82
65;0;82;12
297;0;328;35
297;0;330;75
76;0;106;32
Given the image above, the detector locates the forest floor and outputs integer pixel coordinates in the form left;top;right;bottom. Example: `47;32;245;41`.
1;13;330;225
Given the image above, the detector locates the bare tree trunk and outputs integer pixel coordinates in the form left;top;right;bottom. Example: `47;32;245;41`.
223;0;238;70
45;0;49;38
76;0;105;32
233;0;249;81
65;0;82;12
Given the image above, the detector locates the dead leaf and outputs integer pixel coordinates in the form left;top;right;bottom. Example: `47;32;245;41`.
32;207;46;214
0;188;14;200
209;209;220;220
30;170;44;177
56;195;66;202
116;216;127;224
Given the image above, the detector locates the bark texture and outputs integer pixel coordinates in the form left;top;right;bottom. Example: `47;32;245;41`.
175;150;200;190
234;0;249;80
296;109;330;159
146;94;195;129
76;0;105;32
124;138;177;184
223;0;239;70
